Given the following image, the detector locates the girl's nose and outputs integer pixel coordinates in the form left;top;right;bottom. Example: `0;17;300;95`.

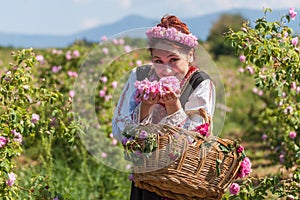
162;65;173;73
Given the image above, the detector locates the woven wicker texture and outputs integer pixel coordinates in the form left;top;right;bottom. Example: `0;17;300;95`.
132;110;241;200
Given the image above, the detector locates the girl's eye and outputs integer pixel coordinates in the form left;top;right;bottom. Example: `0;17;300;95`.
170;58;179;63
154;60;163;64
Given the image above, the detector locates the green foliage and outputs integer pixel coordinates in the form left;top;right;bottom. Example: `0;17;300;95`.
225;8;300;199
0;37;149;199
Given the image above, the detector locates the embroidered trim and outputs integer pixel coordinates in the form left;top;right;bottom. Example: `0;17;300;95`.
180;66;199;91
159;108;188;126
117;83;129;116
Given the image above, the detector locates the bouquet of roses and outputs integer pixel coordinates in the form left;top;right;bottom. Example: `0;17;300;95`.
134;76;180;102
121;125;158;165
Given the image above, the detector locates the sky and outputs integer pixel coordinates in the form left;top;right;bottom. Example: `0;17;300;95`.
1;0;300;35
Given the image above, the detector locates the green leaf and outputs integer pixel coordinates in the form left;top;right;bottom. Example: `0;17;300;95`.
219;144;230;153
216;159;222;176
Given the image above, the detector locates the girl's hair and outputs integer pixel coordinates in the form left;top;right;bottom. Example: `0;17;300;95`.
157;15;191;34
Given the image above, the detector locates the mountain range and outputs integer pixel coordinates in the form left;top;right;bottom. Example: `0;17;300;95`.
1;8;300;48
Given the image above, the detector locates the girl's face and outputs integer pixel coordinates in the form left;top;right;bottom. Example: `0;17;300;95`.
151;48;192;80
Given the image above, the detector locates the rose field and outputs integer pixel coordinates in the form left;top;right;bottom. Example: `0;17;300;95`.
0;8;299;200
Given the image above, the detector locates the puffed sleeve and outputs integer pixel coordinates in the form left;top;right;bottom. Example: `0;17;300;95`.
159;79;215;130
112;68;140;141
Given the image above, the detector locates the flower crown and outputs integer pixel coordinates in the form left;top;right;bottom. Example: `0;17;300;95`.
146;26;198;48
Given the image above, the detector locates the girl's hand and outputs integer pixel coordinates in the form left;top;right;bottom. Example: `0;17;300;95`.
141;90;160;105
139;90;160;122
159;87;180;106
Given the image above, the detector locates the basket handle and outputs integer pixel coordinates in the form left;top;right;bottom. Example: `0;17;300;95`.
186;108;211;124
199;108;210;124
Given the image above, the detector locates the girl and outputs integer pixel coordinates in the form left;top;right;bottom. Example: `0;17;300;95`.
112;15;216;200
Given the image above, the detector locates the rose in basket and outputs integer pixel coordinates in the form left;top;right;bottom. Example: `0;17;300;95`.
218;140;252;195
217;140;252;177
122;122;213;167
121;125;158;165
236;145;252;178
227;144;252;195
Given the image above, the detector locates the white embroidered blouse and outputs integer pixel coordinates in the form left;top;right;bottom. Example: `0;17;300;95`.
112;66;216;141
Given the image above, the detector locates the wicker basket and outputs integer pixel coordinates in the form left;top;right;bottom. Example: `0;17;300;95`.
130;112;242;200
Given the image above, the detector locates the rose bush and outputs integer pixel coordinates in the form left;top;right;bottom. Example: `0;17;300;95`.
224;8;300;199
0;38;148;199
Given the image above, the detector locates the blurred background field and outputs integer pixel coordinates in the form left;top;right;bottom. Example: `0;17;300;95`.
0;12;298;199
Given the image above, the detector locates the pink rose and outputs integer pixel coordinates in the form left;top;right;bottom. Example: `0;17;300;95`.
229;183;240;195
12;129;22;144
105;94;112;101
51;65;62;73
31;113;40;124
69;90;75;98
112;39;119;45
72;50;80;58
35;55;44;62
100;76;108;83
237;157;252;178
246;66;254;74
0;136;7;148
257;90;263;96
124;45;132;53
67;71;78;78
111;81;118;89
237;145;244;153
289;8;297;20
112;139;118;145
101;36;108;41
99;90;106;97
289;131;297;139
279;153;285;163
194;123;210;137
65;51;72;60
102;48;109;55
6;172;16;187
261;134;268;140
239;55;246;62
292;37;298;47
101;152;107;158
135;60;142;66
